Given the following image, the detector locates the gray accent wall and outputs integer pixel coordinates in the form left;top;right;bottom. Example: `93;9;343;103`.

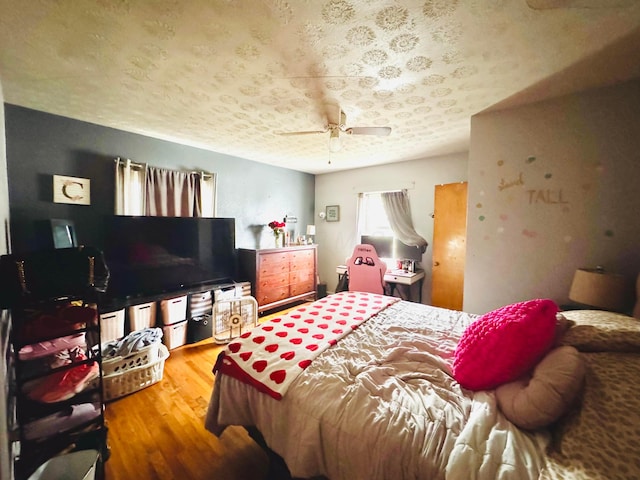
4;104;315;254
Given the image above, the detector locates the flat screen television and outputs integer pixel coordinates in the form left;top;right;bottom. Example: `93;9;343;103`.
360;235;394;258
102;216;236;299
360;235;423;261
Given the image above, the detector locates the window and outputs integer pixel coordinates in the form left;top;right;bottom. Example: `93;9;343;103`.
358;190;426;262
357;192;393;237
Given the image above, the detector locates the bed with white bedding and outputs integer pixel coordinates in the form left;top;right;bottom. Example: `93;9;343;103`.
205;292;640;480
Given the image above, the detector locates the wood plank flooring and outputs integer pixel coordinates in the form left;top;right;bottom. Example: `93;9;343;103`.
103;307;300;480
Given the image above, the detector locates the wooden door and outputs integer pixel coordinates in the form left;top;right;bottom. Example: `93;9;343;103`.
431;182;468;310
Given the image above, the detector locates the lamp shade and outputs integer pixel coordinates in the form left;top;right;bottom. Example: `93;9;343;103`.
568;268;633;312
306;225;316;235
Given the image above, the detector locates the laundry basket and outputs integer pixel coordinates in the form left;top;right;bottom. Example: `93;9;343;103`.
102;343;169;401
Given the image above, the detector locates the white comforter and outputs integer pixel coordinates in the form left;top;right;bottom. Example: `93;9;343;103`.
206;300;548;480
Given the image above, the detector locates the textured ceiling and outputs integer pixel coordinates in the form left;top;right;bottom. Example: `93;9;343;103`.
1;0;640;174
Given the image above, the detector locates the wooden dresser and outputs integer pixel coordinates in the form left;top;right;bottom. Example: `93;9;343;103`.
238;245;317;313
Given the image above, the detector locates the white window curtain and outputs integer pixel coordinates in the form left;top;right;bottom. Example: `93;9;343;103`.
381;190;428;253
114;158;146;216
199;172;216;217
114;158;216;217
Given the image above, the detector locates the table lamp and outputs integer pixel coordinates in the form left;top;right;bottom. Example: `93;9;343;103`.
306;225;316;244
568;267;633;312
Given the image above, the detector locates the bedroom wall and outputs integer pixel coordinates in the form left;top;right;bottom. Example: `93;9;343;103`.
465;79;640;314
4;104;315;254
314;153;468;304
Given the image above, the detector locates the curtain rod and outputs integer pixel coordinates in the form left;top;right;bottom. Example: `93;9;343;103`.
114;157;145;170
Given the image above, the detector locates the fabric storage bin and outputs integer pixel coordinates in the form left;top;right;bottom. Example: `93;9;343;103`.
188;290;212;318
160;295;187;325
214;284;242;302
99;309;125;343
187;314;212;344
128;301;156;332
162;319;188;350
103;344;169;401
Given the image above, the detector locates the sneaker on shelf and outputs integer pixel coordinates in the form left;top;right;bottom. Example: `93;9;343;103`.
47;346;88;370
18;333;86;361
25;361;99;403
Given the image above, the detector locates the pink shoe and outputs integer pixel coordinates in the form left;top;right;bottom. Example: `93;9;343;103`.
26;361;99;403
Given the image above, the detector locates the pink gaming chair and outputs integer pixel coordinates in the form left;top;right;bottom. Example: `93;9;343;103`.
346;244;387;295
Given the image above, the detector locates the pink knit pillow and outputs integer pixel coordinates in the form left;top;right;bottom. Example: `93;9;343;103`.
453;299;558;391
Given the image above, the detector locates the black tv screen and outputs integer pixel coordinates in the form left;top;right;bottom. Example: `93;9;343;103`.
102;216;236;299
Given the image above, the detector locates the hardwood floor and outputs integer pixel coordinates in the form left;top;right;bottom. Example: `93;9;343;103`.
103;306;301;480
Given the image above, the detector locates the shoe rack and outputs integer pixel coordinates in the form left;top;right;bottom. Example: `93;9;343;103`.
8;295;108;480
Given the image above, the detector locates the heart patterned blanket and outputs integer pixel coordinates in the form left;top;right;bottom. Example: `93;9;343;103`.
214;291;400;399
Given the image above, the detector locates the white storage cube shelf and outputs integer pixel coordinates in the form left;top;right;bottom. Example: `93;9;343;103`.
100;309;125;343
162;320;188;350
160;295;187;325
128;301;157;332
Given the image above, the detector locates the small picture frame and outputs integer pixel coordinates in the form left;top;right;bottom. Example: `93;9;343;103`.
326;205;340;222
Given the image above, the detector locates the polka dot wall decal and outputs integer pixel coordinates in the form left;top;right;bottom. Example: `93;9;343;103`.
479;190;485;196
497;160;504;166
479;215;485;221
522;229;537;238
476;203;483;208
605;230;614;237
499;214;508;221
497;227;504;234
564;236;572;243
544;173;552;179
526;156;536;164
596;163;605;173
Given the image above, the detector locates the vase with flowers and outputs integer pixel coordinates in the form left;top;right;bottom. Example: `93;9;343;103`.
268;220;286;248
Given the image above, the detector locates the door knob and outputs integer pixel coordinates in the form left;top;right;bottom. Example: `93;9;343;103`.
433;261;440;267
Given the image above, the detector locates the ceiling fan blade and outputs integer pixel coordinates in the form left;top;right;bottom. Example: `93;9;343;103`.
276;129;328;136
346;127;392;136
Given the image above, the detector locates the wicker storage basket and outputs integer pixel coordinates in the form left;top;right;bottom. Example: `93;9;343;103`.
102;343;169;401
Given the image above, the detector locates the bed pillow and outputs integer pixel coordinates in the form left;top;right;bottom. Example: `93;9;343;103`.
558;310;640;352
453;299;558;391
496;346;585;430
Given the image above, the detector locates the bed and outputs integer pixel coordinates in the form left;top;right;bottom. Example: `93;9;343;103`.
205;292;640;480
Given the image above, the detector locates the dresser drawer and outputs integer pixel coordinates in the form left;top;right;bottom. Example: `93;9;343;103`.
257;285;289;306
290;269;314;285
258;253;289;276
290;280;315;296
290;249;315;267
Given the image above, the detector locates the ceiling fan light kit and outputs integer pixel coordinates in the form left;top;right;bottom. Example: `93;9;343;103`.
277;106;391;155
328;128;341;152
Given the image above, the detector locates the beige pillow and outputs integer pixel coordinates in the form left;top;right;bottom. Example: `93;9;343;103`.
559;310;640;352
496;346;585;430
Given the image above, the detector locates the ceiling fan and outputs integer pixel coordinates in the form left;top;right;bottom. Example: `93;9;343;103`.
276;106;391;152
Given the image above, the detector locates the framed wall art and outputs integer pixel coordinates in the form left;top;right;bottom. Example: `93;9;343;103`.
53;175;91;205
326;205;340;222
